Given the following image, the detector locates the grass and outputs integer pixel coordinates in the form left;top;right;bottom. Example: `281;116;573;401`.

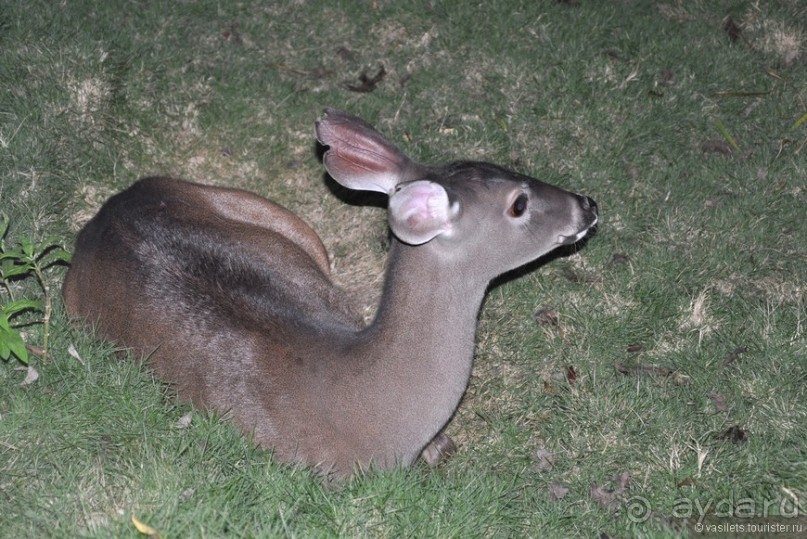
1;0;805;536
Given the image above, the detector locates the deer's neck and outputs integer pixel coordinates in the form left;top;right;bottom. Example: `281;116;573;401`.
342;240;487;455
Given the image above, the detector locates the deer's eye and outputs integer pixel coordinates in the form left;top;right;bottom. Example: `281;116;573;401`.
508;193;529;218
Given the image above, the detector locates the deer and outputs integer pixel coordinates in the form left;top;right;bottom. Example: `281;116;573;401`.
62;108;598;478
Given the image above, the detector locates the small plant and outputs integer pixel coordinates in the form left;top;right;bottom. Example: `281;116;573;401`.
0;214;71;364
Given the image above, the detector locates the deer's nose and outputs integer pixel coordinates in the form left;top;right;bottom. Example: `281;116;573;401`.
577;195;598;230
578;195;597;215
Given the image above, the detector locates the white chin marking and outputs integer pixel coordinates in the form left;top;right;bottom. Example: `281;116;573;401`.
573;228;590;242
557;227;591;245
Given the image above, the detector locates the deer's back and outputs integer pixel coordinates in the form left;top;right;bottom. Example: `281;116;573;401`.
63;177;362;408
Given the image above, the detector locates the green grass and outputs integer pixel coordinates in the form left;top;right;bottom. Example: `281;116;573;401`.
2;0;805;537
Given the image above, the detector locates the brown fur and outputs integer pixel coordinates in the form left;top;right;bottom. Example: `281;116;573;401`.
63;109;597;477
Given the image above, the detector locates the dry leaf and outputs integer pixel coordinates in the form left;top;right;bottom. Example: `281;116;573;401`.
344;65;386;93
722;16;742;42
603;47;625;62
222;24;243;46
26;345;45;357
720;425;748;443
721;346;746;366
614;362;690;385
16;366;39;386
566;366;577;384
614;362;673;377
707;392;728;413
659;68;676;86
626;343;643;353
671;372;691;385
176;412;193;429
677;477;696;488
533;308;559;326
561;266;599;283
131;514;159;537
609;253;630;266
549;482;570;500
590;471;631;511
534;448;555;472
335;46;356;62
68;343;85;365
701;139;733;155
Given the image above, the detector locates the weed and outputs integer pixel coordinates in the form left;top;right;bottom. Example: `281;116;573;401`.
0;214;70;363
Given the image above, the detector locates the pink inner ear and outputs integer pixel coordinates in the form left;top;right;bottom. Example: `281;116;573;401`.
389;181;452;245
400;183;446;222
316;110;412;194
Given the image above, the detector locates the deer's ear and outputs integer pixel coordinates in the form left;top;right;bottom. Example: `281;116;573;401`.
316;108;412;194
388;181;457;245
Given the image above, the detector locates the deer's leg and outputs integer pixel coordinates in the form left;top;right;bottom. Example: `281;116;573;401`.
420;431;457;467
